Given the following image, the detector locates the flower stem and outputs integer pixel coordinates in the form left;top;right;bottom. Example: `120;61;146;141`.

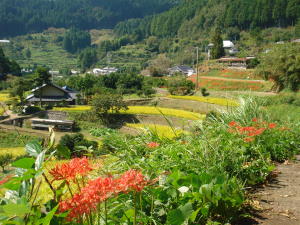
105;200;108;225
134;192;137;225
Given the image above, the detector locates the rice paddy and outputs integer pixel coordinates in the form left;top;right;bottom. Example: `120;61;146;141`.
168;95;239;106
126;123;188;139
54;105;205;120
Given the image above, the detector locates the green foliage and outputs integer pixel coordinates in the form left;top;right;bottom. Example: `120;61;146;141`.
63;28;91;54
211;28;225;59
0;47;21;77
34;67;51;86
59;133;98;158
10;77;31;103
90;127;118;137
256;43;300;92
167;76;195;95
91;93;128;118
78;47;97;71
0;131;41;148
0;153;13;171
115;0;300;39
0;0;177;37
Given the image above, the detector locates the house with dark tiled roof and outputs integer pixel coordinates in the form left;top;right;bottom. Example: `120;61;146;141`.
168;65;195;76
26;83;78;105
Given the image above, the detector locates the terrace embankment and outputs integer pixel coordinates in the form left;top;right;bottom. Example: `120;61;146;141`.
253;155;300;225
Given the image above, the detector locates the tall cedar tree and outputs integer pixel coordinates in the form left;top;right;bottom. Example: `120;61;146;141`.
211;28;225;59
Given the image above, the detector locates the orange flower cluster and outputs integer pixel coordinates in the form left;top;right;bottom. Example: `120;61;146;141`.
49;157;93;183
59;169;148;221
228;119;277;142
147;142;160;148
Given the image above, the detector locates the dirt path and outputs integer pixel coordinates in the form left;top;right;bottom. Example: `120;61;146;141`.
251;156;300;224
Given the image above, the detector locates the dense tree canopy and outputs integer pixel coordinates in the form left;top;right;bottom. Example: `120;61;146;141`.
115;0;300;39
257;43;300;92
0;0;179;37
63;28;91;54
0;48;21;77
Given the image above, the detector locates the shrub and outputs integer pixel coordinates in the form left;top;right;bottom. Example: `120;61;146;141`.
0;153;13;172
167;77;195;95
59;133;98;158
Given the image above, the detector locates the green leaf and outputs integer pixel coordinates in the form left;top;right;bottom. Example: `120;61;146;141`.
26;141;43;157
2;203;30;217
167;203;193;225
12;158;35;169
35;151;46;170
56;145;71;159
41;205;58;225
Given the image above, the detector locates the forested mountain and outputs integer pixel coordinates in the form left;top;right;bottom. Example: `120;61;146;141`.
115;0;300;39
0;0;180;37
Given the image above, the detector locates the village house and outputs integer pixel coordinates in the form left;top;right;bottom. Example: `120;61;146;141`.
26;83;78;105
168;65;195;76
93;67;118;75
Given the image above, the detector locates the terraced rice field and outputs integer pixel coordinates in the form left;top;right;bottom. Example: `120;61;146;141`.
126;123;188;139
0;147;25;157
168;95;239;106
54;106;205;120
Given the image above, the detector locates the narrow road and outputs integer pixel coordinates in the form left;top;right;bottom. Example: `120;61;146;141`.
253;156;300;224
188;75;267;83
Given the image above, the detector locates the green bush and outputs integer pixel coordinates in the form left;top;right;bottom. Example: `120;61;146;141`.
59;133;98;158
0;154;13;172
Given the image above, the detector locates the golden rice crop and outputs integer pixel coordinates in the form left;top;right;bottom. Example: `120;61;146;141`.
53;105;91;111
126;123;188;139
0;93;10;102
54;105;205;120
168;95;239;107
0;147;25;157
121;106;205;120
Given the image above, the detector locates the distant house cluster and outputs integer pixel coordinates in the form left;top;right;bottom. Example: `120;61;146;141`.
92;67;118;75
168;65;195;76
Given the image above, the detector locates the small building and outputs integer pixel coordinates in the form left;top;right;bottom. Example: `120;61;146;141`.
93;67;118;75
168;65;195;76
217;57;251;69
26;83;78;105
31;118;74;131
291;39;300;43
0;40;10;43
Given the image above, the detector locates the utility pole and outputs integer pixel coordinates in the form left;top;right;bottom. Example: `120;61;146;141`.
196;47;199;90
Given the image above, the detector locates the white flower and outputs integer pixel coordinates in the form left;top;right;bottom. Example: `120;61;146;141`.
178;186;189;194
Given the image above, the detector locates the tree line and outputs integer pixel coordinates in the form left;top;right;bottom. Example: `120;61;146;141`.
0;0;178;37
115;0;300;39
0;47;21;79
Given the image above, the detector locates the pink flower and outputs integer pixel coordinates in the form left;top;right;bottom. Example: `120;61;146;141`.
147;142;160;148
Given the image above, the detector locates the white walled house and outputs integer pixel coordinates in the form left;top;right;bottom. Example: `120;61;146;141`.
93;67;118;75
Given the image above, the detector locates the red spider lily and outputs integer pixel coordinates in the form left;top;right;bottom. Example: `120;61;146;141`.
244;137;255;143
147;142;160;148
116;169;148;193
252;118;258;122
59;170;149;221
229;121;237;127
59;177;115;221
0;175;12;185
50;157;93;183
268;123;277;129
